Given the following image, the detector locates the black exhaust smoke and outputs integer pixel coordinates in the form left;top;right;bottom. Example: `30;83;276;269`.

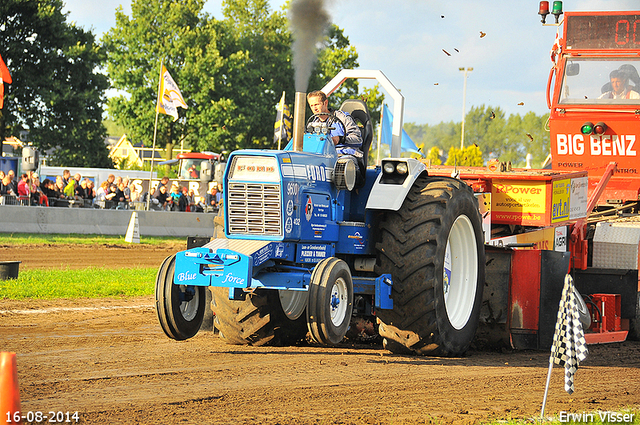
289;0;331;151
289;0;331;93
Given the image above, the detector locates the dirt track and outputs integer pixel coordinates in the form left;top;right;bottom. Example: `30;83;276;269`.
2;241;186;270
1;243;639;424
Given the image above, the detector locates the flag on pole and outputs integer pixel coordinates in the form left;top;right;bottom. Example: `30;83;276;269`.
274;91;293;148
379;104;423;156
156;64;187;121
549;274;589;394
0;54;13;110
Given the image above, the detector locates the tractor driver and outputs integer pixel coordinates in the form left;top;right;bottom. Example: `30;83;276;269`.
599;69;640;100
306;90;363;158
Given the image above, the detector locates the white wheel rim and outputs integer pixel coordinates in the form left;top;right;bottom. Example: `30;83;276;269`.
279;289;308;320
180;286;200;321
443;215;478;330
330;277;349;327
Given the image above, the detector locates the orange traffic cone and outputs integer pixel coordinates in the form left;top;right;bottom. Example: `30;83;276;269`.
0;352;21;425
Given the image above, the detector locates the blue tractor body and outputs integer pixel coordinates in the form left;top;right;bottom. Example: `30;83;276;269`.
173;131;393;309
157;71;485;355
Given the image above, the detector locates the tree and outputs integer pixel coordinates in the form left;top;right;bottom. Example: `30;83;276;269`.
308;25;384;130
104;0;366;158
503;111;550;167
0;0;111;167
405;121;459;155
462;105;507;161
104;0;232;161
445;145;483;167
405;107;550;167
426;146;442;165
220;0;296;150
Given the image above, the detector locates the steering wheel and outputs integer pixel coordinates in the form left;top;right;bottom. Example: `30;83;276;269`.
306;113;346;144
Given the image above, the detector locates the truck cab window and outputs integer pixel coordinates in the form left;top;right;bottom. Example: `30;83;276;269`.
559;59;640;104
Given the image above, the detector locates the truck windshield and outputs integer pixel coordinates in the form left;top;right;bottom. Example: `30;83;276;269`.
180;159;201;179
559;58;640;105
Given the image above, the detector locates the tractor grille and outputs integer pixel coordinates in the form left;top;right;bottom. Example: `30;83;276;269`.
227;182;282;236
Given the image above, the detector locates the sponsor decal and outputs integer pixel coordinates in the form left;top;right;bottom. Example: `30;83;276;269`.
305;197;313;221
556;134;637;156
285;217;293;233
297;243;331;262
221;273;245;286
551;179;570;222
177;271;197;282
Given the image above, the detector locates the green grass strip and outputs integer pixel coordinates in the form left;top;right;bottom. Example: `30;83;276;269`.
0;233;183;246
0;267;157;299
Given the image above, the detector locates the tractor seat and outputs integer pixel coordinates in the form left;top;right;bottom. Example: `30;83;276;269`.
339;99;373;170
339;99;373;188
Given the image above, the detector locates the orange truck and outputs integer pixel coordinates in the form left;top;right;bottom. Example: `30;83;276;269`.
423;4;640;349
545;8;640;204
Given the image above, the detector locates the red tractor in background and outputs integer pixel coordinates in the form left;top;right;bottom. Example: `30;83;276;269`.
154;151;225;208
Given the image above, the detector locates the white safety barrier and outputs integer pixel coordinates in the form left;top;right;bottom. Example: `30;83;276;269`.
0;205;216;237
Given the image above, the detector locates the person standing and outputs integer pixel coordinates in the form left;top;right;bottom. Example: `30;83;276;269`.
17;173;30;205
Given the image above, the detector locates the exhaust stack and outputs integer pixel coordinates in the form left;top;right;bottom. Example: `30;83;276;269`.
292;91;306;151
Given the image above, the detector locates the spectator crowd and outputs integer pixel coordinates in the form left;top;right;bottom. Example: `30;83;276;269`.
0;169;223;213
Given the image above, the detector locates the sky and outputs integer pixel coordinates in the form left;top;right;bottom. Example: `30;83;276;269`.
61;0;639;126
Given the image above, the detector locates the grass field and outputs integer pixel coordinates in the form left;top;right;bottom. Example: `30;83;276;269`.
0;267;157;299
0;233;175;299
0;233;183;246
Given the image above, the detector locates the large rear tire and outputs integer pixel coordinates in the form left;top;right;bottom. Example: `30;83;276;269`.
210;287;308;346
156;254;206;340
375;176;485;356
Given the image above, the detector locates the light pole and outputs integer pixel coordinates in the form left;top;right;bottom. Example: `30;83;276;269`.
459;67;473;150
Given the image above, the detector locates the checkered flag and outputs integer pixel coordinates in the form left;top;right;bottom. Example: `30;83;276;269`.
549;274;589;394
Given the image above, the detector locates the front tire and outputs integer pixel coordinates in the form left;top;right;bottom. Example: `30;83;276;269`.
155;254;206;340
375;176;485;356
307;257;354;345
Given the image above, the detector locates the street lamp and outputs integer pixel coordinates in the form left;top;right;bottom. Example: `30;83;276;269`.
459;67;473;150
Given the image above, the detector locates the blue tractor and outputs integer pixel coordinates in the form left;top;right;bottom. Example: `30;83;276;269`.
156;70;485;356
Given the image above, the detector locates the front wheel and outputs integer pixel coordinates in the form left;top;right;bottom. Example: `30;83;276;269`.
155;254;205;340
376;176;485;356
307;257;354;345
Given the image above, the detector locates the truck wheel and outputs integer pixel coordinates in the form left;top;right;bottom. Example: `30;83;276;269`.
375;176;485;356
155;254;205;340
307;257;354;345
210;287;307;346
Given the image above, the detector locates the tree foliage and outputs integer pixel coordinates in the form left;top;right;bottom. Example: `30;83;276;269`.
426;146;442;165
405;106;550;168
104;0;369;158
103;0;229;160
445;144;483;167
0;0;111;167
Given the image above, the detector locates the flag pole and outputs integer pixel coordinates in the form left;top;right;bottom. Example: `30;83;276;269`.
278;91;285;150
147;60;163;211
376;104;383;165
540;358;554;419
